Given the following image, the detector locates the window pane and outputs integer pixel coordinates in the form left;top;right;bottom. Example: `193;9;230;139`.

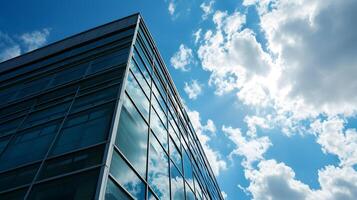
0;117;24;137
0;136;10;155
115;95;148;177
88;48;129;75
16;77;51;99
148;188;158;200
50;63;87;87
170;162;185;200
148;133;169;199
27;169;99;200
126;72;150;121
183;149;193;187
22;101;71;129
170;137;182;173
0;163;39;192
151;94;166;127
40;145;104;180
150;108;167;151
130;60;150;98
109;151;145;200
71;85;119;113
0;187;28;200
51;103;114;156
0;121;60;171
186;183;195;200
105;178;132;200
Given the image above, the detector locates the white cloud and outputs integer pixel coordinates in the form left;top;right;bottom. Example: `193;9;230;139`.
200;0;215;20
245;115;271;137
184;80;202;100
171;44;194;71
0;29;50;62
188;110;227;176
168;1;176;16
193;28;202;44
310;117;357;167
245;160;357;200
20;28;50;52
223;125;271;169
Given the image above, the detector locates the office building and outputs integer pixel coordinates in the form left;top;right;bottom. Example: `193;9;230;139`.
0;14;223;200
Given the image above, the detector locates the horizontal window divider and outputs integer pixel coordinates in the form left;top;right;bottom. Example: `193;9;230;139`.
0;160;42;175
0;183;30;195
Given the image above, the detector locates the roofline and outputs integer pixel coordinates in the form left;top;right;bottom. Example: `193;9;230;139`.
0;13;140;74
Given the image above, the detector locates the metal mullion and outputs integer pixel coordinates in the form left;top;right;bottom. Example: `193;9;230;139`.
23;86;80;199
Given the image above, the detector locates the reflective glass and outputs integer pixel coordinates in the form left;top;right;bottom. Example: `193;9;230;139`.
40;145;104;179
183;149;193;187
0;136;10;155
126;71;150;120
110;151;145;200
148;188;158;200
27;169;99;199
115;94;148;177
129;60;150;98
148;133;169;199
16;77;51;99
150;108;167;150
0;121;60;171
170;162;185;200
170;137;182;173
132;49;151;86
105;178;132;200
151;94;166;127
0;188;28;200
186;183;195;200
0;117;24;137
51;103;114;156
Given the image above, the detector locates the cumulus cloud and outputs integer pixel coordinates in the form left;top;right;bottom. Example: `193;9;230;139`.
246;160;357;200
222;125;271;168
0;28;50;62
170;44;194;71
184;80;203;100
200;0;215;20
188;110;227;176
20;28;50;52
310;117;357;167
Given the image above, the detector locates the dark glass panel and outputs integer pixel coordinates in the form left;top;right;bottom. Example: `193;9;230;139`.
40;145;104;179
79;67;124;92
0;163;39;191
0;121;60;171
109;151;145;200
148;133;169;199
0;99;34;120
88;48;129;75
15;76;52;99
150;108;167;150
129;60;150;98
21;101;71;129
170;162;185;200
126;71;150;120
0;117;24;137
0;136;10;155
115;95;148;177
0;187;28;200
50;63;88;87
0;86;19;105
27;169;99;200
71;85;119;113
105;178;132;200
170;137;182;173
35;86;77;109
50;103;114;156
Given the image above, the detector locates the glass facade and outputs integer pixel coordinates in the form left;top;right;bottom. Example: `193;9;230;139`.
0;14;223;200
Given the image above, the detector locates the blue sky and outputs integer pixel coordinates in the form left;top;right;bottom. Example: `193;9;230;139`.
1;0;357;199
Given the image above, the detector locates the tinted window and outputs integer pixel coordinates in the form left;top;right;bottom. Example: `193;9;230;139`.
88;48;129;75
150;108;167;151
27;170;99;200
0;121;60;171
0;163;39;192
170;162;184;200
105;178;132;200
50;63;87;87
115;95;148;177
51;103;114;156
129;60;150;98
